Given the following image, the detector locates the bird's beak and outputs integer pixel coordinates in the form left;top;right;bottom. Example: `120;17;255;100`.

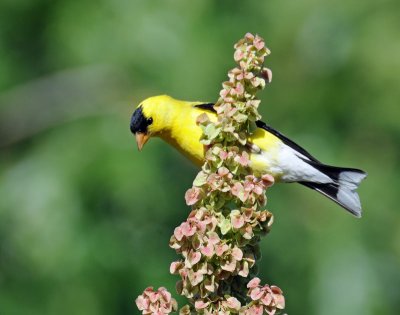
135;133;150;151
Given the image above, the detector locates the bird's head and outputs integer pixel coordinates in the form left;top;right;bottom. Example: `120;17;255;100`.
130;95;174;150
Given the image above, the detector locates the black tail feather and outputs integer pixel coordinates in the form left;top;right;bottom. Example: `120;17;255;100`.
300;159;366;182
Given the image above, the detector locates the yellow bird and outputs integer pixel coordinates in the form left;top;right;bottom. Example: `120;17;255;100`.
130;95;366;217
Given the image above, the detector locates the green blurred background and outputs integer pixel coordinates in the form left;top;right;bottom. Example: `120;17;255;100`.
0;0;399;314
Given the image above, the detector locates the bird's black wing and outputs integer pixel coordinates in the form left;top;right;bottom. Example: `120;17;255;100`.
194;103;216;112
255;120;320;163
194;103;320;162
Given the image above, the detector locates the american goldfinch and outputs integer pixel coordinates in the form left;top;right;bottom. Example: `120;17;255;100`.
130;95;366;217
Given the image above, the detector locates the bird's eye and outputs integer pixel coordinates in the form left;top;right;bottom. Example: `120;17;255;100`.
148;117;153;125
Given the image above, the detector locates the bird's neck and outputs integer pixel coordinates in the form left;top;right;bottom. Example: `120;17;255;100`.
152;102;184;137
156;104;205;166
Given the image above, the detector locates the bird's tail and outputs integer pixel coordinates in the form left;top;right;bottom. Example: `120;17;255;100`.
299;162;367;217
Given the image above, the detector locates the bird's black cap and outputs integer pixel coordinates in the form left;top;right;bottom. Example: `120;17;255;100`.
130;106;152;134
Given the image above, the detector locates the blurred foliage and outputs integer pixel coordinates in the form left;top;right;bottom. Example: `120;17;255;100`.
0;0;399;314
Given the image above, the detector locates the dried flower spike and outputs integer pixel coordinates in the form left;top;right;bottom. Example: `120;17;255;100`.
170;33;285;314
136;33;285;315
